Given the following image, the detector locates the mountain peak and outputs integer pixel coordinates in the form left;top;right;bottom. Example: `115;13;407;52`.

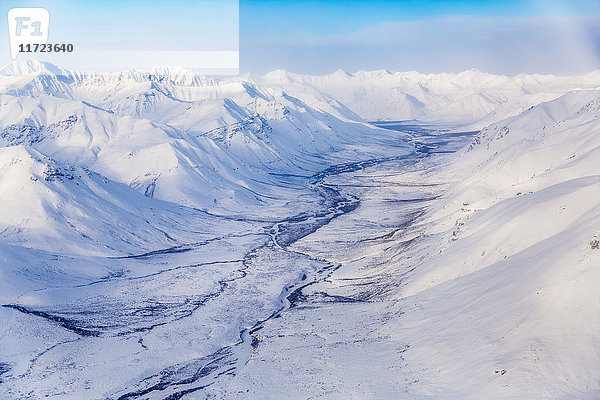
330;68;353;78
0;59;73;77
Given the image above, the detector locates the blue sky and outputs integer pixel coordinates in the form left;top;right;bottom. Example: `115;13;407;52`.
1;0;238;50
1;0;600;75
240;0;600;74
242;0;600;34
1;0;239;72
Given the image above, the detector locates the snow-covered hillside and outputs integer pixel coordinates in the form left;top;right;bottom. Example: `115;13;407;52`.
192;87;600;400
0;60;409;217
388;89;600;398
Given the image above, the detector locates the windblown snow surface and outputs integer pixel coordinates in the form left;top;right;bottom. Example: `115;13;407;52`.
0;60;599;399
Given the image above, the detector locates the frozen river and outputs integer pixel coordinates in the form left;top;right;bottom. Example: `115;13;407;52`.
1;123;474;399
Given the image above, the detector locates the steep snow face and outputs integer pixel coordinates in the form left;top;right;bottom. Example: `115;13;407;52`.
256;68;600;128
390;90;600;399
0;145;236;256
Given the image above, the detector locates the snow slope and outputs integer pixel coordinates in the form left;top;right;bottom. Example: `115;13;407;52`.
390;89;600;399
0;145;244;256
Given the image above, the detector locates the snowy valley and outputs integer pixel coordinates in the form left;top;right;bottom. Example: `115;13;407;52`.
0;60;599;399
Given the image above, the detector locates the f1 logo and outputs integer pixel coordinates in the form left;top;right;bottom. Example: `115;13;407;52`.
7;8;49;59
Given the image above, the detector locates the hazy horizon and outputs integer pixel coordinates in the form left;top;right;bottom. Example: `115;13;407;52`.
241;0;600;75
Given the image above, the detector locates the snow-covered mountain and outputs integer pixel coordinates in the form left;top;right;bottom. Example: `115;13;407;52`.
386;89;600;398
255;68;600;128
0;60;409;218
179;88;600;400
0;61;416;398
0;145;247;256
1;60;599;399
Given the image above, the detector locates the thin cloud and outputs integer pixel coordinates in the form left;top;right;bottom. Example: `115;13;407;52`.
242;16;600;75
